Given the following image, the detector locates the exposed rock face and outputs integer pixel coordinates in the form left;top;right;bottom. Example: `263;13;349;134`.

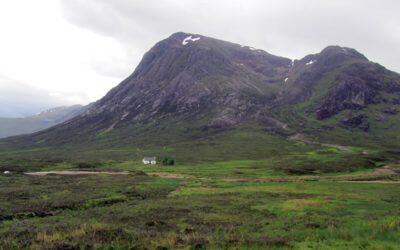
51;33;400;135
2;32;399;149
340;112;370;131
277;46;369;105
315;63;389;120
315;77;378;120
381;107;398;115
392;98;400;105
83;32;291;129
376;113;387;121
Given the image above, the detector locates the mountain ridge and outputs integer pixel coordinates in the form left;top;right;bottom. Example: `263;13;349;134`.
0;104;90;139
0;32;399;159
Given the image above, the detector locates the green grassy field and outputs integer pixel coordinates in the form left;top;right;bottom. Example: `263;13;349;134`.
1;32;400;249
1;151;400;249
1;121;400;249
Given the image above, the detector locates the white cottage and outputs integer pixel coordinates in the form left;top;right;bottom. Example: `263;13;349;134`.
142;157;157;165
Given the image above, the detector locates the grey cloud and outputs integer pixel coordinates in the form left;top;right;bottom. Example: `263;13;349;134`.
88;54;134;79
0;76;90;117
59;0;400;73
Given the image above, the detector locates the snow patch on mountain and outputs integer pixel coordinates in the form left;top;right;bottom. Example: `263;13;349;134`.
306;60;316;65
182;36;200;45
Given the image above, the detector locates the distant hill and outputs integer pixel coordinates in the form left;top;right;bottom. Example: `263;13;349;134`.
0;104;90;138
0;32;399;162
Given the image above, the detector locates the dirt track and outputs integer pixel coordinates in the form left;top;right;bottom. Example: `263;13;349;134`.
270;116;356;153
289;133;354;152
340;180;400;184
150;167;400;184
24;169;400;184
25;171;129;176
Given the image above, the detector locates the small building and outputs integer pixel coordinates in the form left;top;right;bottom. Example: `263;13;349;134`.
142;157;157;165
3;171;10;174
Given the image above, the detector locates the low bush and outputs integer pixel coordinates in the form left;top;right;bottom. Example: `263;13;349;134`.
75;162;102;169
161;156;175;166
279;157;376;175
81;195;128;209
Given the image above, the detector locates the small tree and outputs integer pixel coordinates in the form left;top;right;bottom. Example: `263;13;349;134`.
161;156;175;166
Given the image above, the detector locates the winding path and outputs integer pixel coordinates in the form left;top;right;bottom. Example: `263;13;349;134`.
25;171;129;176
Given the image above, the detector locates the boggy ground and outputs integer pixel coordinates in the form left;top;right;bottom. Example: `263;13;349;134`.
1;156;400;249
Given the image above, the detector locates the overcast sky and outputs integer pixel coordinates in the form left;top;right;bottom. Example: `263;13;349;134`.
1;0;399;117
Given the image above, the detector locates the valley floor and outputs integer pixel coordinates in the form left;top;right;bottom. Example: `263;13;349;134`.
1;159;400;249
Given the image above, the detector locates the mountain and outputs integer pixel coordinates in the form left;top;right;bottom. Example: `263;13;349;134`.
0;104;90;138
0;32;399;161
76;32;292;130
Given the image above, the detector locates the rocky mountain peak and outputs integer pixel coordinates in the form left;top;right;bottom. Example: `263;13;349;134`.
84;33;294;129
316;45;368;67
80;34;399;133
131;32;292;81
1;32;399;150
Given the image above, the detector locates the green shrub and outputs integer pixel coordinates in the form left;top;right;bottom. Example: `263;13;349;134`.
81;195;128;209
279;157;376;175
75;162;102;169
161;156;175;166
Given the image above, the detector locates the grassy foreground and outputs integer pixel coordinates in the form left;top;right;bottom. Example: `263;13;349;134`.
1;157;400;249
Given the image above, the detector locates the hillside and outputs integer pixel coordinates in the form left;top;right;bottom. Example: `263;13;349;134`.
0;32;399;162
1;33;400;249
0;105;89;138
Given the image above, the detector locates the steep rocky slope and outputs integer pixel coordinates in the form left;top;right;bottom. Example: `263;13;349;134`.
0;32;399;152
83;32;291;129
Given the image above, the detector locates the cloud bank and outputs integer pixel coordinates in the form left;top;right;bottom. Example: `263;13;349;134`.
0;76;89;117
1;0;400;117
60;0;400;72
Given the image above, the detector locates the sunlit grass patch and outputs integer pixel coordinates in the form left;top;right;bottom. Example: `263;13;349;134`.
81;195;128;209
1;148;400;249
281;199;335;210
31;223;135;249
185;187;218;192
369;216;400;233
201;212;237;222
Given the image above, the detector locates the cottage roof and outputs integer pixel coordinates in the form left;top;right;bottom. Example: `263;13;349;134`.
143;157;156;161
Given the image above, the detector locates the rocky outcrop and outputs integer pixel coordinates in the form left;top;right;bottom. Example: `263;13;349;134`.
376;113;387;121
376;107;399;122
381;107;398;115
82;32;291;130
315;78;378;119
315;63;397;120
340;112;370;131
